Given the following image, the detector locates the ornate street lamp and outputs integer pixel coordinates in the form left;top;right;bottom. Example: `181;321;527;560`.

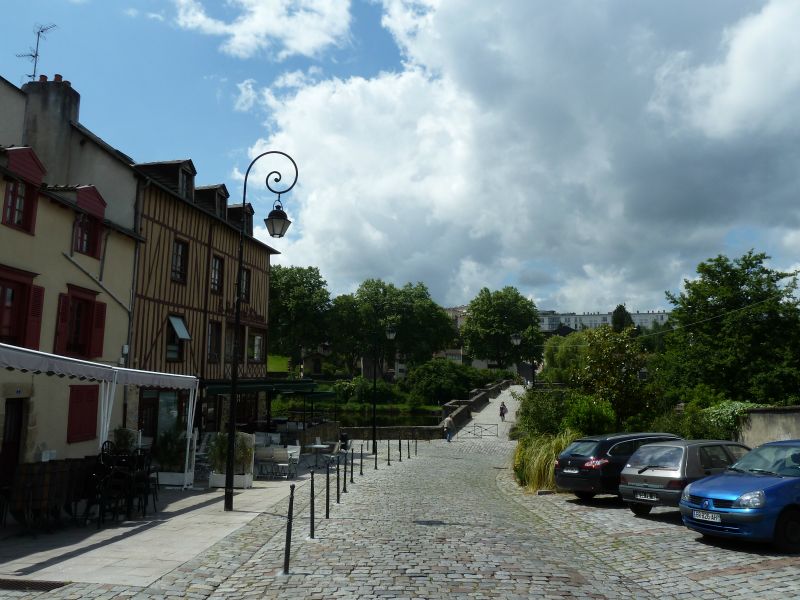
371;324;396;455
225;151;298;512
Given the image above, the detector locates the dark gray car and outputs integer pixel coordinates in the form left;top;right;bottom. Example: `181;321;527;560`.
619;440;750;516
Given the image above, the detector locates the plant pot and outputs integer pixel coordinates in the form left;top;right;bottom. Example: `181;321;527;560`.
158;471;194;488
208;471;253;489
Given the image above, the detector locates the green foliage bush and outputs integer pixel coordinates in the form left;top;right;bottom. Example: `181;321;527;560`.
513;388;569;436
153;424;186;472
402;359;489;406
513;429;582;491
208;432;254;475
649;399;759;440
560;393;616;435
113;426;135;453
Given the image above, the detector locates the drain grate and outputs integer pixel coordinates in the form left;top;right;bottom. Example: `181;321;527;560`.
414;519;446;526
0;579;68;592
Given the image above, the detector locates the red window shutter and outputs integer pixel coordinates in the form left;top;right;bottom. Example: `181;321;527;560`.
24;285;45;350
67;385;99;443
90;300;106;358
54;293;70;354
26;187;38;233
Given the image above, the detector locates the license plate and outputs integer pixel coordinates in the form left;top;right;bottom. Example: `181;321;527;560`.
635;492;658;501
692;510;721;523
563;468;579;474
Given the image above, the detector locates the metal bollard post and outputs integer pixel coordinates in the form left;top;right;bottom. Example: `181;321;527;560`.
398;438;402;462
325;461;330;519
387;438;391;466
350;449;355;483
374;443;378;469
336;455;341;504
283;483;295;574
407;438;411;459
360;443;364;476
415;436;418;456
343;451;348;494
310;469;315;539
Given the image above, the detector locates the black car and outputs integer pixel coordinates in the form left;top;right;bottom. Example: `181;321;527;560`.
555;432;682;500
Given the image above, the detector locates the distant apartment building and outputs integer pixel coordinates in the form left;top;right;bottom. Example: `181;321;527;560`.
538;310;670;333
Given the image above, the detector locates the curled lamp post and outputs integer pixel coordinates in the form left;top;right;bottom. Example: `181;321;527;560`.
510;332;522;379
371;324;396;455
225;151;298;512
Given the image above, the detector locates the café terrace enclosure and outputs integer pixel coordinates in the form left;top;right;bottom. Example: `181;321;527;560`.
0;342;199;488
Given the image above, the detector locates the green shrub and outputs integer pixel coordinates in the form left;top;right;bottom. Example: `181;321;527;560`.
113;426;135;453
208;432;254;474
648;399;758;440
561;393;616;435
153;424;186;471
513;429;582;491
513;388;569;436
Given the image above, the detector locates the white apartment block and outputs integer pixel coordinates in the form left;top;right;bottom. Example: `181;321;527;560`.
538;310;670;332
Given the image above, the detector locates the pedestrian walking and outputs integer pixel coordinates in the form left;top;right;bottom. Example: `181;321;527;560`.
443;415;454;442
499;401;507;422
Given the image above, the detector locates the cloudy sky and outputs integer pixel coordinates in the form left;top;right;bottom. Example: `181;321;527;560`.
3;0;800;312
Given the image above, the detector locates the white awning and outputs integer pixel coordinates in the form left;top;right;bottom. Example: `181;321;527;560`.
114;366;197;389
0;342;114;381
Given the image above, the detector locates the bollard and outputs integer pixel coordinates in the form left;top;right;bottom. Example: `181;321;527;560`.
398;438;402;462
350;448;355;483
387;438;391;466
310;469;315;539
336;455;341;504
415;436;418;456
407;438;411;459
343;451;348;494
283;483;295;574
360;443;364;476
325;461;330;519
374;443;378;470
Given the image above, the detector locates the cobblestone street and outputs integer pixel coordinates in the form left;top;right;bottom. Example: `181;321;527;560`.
4;385;800;599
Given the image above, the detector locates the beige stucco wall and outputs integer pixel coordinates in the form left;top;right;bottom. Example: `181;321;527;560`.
0;180;135;461
738;409;800;449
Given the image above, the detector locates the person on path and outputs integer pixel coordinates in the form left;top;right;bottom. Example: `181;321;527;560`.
499;401;507;422
443;415;454;442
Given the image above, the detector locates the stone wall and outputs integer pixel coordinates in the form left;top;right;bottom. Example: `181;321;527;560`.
738;407;800;448
341;380;513;442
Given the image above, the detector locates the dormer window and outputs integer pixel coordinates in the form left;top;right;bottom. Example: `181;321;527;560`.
179;168;194;201
74;214;103;258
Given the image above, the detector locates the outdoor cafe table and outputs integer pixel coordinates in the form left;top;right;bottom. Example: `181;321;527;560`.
305;443;330;467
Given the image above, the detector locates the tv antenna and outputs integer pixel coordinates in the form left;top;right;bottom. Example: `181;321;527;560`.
16;24;57;81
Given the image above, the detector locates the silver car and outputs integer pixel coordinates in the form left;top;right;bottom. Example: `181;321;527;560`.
619;439;750;516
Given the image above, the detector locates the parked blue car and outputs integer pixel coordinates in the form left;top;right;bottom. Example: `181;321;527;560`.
679;440;800;551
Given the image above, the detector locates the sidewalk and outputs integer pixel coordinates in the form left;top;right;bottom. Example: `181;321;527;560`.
0;471;305;586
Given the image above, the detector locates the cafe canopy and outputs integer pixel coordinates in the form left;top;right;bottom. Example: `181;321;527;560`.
0;342;199;487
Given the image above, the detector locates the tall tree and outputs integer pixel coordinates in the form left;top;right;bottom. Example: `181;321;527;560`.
267;265;331;366
393;282;456;366
611;304;634;332
461;286;544;368
580;325;645;429
327;294;363;376
661;250;800;404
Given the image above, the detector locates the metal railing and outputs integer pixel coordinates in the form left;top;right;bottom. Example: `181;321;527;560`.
457;423;499;439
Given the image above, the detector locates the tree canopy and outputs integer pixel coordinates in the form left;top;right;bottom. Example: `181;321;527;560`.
659;250;800;404
461;286;544;368
267;265;331;365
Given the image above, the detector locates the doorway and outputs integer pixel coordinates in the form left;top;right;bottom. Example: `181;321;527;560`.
0;398;24;486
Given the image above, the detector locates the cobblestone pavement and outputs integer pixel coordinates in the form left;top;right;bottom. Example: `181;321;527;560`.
6;386;800;599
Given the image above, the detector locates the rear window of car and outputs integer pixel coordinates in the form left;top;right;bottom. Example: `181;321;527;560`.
626;445;684;469
563;440;600;457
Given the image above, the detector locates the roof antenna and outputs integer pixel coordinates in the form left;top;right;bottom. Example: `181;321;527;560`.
16;24;57;81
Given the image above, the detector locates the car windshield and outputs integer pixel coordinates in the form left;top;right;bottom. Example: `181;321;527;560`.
732;444;800;477
626;445;683;469
563;440;600;457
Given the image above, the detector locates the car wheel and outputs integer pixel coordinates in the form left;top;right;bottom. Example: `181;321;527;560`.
774;509;800;552
629;503;652;516
574;491;595;501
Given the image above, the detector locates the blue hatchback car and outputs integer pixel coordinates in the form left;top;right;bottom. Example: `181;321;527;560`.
679;440;800;551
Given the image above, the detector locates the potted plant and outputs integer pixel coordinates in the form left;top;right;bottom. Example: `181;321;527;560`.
113;426;136;453
153;424;194;487
208;431;255;489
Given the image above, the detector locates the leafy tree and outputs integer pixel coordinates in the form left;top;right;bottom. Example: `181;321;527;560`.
638;319;672;354
268;265;331;366
461;287;544;369
540;330;589;385
402;358;489;406
327;294;364;376
611;304;634;332
661;250;800;404
393;283;456;366
580;325;645;429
